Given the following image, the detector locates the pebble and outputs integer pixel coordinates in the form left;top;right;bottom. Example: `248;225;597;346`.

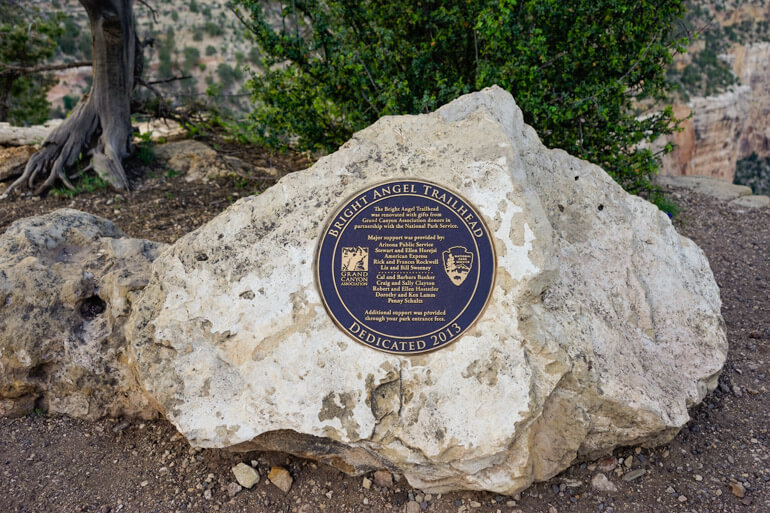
374;470;394;488
406;501;421;513
694;474;703;481
624;456;633;468
677;495;687;503
597;457;617;472
268;466;293;493
729;482;746;498
469;501;481;508
621;469;645;482
203;489;212;500
591;474;618;493
226;482;242;497
231;463;260;489
362;477;372;490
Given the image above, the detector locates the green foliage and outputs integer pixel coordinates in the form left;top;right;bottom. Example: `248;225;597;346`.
0;6;64;124
183;46;201;72
667;30;735;98
205;21;225;37
216;62;242;90
233;0;688;204
50;172;110;198
136;132;155;164
735;153;770;196
206;45;217;56
158;27;176;77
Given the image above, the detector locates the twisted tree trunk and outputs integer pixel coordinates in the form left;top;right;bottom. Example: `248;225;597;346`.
3;0;139;196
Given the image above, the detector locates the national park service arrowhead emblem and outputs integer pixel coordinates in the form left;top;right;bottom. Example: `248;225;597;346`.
442;246;473;286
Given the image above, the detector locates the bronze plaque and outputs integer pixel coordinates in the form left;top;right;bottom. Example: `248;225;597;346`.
316;179;495;354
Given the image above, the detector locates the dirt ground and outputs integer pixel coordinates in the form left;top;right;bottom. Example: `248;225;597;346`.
0;144;768;513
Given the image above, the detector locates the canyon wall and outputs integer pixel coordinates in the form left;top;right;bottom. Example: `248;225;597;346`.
660;42;770;181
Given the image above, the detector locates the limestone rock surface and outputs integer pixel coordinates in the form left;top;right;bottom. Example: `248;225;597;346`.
154;140;274;182
0;146;36;181
0;210;164;419
128;87;727;494
0;120;63;147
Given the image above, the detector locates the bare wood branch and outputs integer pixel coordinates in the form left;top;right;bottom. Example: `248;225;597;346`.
147;75;192;85
136;0;158;22
0;61;92;75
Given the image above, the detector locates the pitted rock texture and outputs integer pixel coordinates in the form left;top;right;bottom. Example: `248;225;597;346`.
128;87;727;494
0;209;164;419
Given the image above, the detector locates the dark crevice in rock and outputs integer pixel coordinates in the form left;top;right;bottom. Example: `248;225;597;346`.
79;295;107;320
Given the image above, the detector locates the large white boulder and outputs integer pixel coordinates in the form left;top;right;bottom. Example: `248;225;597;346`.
127;87;727;494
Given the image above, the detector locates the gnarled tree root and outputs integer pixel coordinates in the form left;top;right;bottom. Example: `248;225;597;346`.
2;98;130;197
1;0;136;199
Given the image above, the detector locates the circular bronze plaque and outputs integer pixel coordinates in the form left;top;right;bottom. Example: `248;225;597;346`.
316;179;496;354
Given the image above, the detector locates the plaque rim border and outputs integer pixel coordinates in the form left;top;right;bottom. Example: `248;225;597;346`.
315;177;497;355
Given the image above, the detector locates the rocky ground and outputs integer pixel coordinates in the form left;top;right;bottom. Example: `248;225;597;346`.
0;144;768;513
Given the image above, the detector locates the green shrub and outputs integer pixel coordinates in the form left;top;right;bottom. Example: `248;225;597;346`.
735;153;770;196
183;46;200;72
233;0;689;207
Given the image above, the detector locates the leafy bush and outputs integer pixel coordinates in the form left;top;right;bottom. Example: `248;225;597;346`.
233;0;688;207
0;6;63;124
205;21;224;36
735;153;770;196
183;46;200;72
206;44;217;56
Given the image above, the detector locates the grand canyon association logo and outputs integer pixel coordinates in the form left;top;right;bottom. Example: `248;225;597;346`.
341;246;369;271
442;246;473;286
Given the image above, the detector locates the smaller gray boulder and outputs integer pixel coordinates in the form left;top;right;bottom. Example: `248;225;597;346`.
0;209;165;419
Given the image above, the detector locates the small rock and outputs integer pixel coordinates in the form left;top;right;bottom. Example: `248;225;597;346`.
203;489;212;500
227;482;242;497
469;501;481;508
406;501;421;513
362;477;372;490
665;486;676;494
624;456;633;468
621;469;645;482
694;474;703;482
591;474;618;493
562;478;582;488
268;466;293;493
597;457;617;472
231;462;260;489
374;470;394;488
677;495;687;503
730;482;746;498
